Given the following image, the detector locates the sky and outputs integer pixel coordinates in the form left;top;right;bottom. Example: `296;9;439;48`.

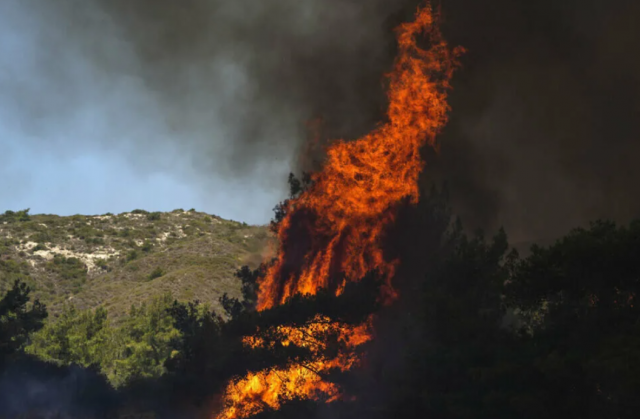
1;147;280;224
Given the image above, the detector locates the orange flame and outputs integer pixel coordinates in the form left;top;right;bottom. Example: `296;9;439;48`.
216;4;462;418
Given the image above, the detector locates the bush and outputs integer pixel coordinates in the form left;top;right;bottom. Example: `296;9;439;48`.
0;209;31;223
0;259;30;275
95;259;109;271
86;237;105;245
45;256;87;292
148;267;164;280
147;212;162;221
29;232;51;244
141;241;153;252
126;250;138;263
32;243;48;252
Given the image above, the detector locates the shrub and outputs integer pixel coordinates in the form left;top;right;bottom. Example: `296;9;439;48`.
0;209;31;223
45;256;87;292
126;250;138;263
32;243;48;252
29;232;51;244
146;212;162;221
95;259;109;271
0;259;30;275
141;241;153;252
148;267;164;280
86;237;105;245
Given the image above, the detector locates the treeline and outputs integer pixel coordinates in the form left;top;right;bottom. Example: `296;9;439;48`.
256;186;640;419
2;184;640;418
26;295;181;387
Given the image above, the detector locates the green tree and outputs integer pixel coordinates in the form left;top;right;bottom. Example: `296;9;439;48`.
26;304;110;368
27;294;180;388
0;280;47;366
104;294;180;387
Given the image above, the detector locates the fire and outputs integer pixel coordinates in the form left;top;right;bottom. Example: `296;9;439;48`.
216;4;462;419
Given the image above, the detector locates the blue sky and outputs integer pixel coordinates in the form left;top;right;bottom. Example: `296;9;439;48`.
1;145;282;224
0;0;294;225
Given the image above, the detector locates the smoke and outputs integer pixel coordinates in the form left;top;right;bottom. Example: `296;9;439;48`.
0;357;118;418
2;0;638;239
426;0;640;243
0;0;416;221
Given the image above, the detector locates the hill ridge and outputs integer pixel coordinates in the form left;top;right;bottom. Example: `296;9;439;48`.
0;209;270;320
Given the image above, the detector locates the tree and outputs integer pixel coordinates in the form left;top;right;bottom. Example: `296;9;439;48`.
220;264;266;318
270;172;314;233
26;304;110;369
0;279;47;366
27;294;180;388
102;294;180;387
506;219;640;419
163;299;238;403
309;185;531;419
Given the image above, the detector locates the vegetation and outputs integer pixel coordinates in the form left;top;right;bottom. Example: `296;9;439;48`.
25;294;180;387
1;189;640;418
0;280;47;366
0;209;31;223
0;210;271;317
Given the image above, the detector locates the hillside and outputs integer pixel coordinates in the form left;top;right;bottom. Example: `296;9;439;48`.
0;209;271;320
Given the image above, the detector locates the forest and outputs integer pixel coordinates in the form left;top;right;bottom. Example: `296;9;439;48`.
1;182;639;419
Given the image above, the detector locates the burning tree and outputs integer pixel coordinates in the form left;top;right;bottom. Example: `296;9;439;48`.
213;4;464;419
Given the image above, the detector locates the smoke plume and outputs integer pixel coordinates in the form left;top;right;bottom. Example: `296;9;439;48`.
0;0;412;214
430;0;640;244
2;0;639;240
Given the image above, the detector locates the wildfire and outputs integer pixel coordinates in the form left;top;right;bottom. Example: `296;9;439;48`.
216;4;462;419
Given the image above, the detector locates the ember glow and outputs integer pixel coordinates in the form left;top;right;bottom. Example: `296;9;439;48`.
216;4;462;419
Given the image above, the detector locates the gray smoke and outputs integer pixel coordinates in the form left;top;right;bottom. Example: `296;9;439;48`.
0;360;118;418
2;0;639;241
424;0;640;244
0;0;410;208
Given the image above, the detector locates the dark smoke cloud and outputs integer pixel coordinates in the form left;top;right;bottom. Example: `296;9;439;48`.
426;0;640;244
1;0;413;194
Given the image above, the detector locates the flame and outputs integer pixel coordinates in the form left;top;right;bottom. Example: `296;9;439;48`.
216;4;462;418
